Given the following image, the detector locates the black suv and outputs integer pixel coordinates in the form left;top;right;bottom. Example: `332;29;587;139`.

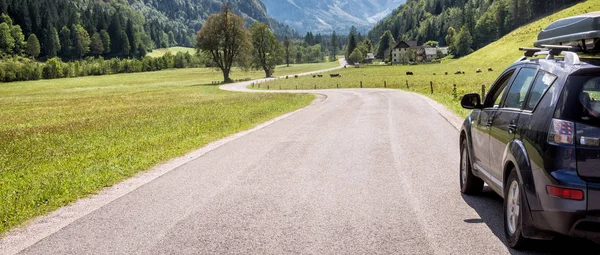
459;48;600;247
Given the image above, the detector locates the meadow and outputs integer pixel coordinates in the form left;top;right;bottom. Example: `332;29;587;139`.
260;0;600;117
146;47;197;58
0;62;344;234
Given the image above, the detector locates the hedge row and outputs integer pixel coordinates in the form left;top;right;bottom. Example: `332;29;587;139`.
0;52;203;82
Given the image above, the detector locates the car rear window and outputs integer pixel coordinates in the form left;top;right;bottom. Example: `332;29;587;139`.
525;71;557;111
558;74;600;126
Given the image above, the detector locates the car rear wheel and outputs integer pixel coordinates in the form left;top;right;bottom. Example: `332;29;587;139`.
460;139;484;195
504;169;530;248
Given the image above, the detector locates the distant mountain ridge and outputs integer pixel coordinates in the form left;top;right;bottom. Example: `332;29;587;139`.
261;0;406;34
128;0;299;41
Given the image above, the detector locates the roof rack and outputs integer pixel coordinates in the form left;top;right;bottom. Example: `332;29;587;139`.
518;45;582;65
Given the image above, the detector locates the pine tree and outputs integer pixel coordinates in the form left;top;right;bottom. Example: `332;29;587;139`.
100;30;110;54
376;30;393;59
46;26;60;58
108;14;123;55
331;31;337;59
283;35;291;67
90;31;104;56
120;30;130;57
26;33;40;59
126;20;137;57
59;26;72;59
136;43;147;58
347;26;357;58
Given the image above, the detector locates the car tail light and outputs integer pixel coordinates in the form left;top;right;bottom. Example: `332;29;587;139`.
546;186;584;200
548;119;575;145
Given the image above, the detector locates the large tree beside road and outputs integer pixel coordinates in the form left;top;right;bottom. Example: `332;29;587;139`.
250;22;283;78
195;7;251;83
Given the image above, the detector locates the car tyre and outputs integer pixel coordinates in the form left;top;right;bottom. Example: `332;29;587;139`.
504;169;530;249
460;139;484;195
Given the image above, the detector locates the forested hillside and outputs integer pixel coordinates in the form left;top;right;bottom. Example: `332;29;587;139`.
368;0;583;57
0;0;298;61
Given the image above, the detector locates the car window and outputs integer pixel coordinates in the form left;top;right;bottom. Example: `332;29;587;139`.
558;76;600;127
525;71;557;111
503;68;537;109
485;70;515;108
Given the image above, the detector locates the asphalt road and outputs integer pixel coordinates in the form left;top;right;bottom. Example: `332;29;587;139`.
4;65;600;254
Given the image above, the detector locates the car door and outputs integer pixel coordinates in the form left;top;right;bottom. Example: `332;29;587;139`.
471;69;516;173
489;67;538;183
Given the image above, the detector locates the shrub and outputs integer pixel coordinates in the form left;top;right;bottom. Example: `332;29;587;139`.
42;58;62;79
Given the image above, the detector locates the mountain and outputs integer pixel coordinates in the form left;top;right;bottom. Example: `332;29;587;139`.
261;0;406;34
129;0;299;42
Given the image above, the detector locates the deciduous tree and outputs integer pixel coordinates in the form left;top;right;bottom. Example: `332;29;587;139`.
250;22;283;78
195;6;251;83
348;48;363;64
454;26;473;57
0;22;14;53
26;33;40;58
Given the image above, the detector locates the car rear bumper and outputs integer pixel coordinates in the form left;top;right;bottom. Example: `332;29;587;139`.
532;210;600;242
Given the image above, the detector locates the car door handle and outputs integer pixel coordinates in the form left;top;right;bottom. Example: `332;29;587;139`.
508;123;517;134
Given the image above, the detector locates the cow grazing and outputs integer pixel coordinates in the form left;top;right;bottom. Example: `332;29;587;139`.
406;72;414;75
454;71;462;75
330;73;341;78
433;73;436;75
476;68;482;73
294;75;299;78
445;72;448;75
488;67;494;72
317;74;323;78
313;75;317;78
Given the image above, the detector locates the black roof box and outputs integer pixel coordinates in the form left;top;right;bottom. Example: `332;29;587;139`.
534;11;600;51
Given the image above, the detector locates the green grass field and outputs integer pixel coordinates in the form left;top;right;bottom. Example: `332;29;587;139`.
0;62;351;234
146;47;196;58
259;0;600;117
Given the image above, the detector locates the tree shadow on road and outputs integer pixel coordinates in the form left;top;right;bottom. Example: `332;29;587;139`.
462;186;600;255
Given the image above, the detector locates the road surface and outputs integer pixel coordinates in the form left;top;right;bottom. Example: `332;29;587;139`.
2;63;599;254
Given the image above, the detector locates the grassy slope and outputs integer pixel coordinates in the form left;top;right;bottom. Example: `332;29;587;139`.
0;61;345;234
261;0;600;116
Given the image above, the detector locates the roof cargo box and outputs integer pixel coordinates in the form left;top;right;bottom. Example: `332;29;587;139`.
534;11;600;51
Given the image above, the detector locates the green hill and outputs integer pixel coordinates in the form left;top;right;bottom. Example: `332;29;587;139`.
455;0;600;67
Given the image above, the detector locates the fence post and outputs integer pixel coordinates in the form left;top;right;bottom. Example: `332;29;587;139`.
279;85;281;90
384;81;387;88
406;79;409;89
430;81;434;94
296;85;298;90
482;85;486;99
267;85;270;90
360;81;363;88
337;84;339;89
258;84;260;88
314;84;317;89
453;84;457;99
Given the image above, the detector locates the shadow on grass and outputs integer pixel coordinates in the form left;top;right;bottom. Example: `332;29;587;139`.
462;186;600;255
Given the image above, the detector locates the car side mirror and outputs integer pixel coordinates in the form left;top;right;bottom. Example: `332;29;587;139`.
461;93;482;109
